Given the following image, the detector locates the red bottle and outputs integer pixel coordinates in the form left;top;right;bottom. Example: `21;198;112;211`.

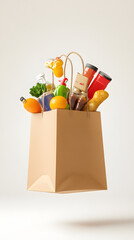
88;71;112;100
84;64;98;87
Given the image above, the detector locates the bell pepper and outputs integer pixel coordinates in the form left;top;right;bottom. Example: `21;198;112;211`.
53;85;70;100
45;58;63;78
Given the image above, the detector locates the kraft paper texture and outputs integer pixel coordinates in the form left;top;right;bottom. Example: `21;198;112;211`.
27;109;107;193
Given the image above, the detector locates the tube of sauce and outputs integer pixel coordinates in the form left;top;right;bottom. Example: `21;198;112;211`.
88;71;112;100
84;64;98;87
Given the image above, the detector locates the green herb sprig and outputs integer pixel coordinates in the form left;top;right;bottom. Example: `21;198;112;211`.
29;83;47;98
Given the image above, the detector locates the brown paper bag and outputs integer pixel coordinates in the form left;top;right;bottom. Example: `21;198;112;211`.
27;52;107;193
27;110;107;193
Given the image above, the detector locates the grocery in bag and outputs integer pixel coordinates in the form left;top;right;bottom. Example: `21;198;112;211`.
20;51;112;193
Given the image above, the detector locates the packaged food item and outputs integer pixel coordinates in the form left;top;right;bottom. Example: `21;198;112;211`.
50;96;67;110
73;73;89;92
75;92;87;111
84;64;98;87
45;57;63;78
38;92;54;111
84;90;109;112
70;88;81;110
88;71;112;99
20;97;42;113
70;94;78;110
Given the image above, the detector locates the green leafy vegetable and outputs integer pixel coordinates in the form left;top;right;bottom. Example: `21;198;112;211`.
29;83;47;98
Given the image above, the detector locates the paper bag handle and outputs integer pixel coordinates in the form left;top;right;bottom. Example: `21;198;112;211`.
64;51;85;77
59;54;73;109
42;71;55;114
51;54;74;93
64;51;85;98
42;54;73;115
64;51;89;113
42;71;54;113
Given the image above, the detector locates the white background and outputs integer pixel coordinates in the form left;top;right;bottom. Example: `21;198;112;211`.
0;0;134;239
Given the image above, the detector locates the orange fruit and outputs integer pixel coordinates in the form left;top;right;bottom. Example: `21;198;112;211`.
50;96;67;110
20;97;42;113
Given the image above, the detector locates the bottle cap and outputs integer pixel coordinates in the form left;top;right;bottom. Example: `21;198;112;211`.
36;72;46;83
20;97;26;103
85;64;98;72
99;71;112;81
